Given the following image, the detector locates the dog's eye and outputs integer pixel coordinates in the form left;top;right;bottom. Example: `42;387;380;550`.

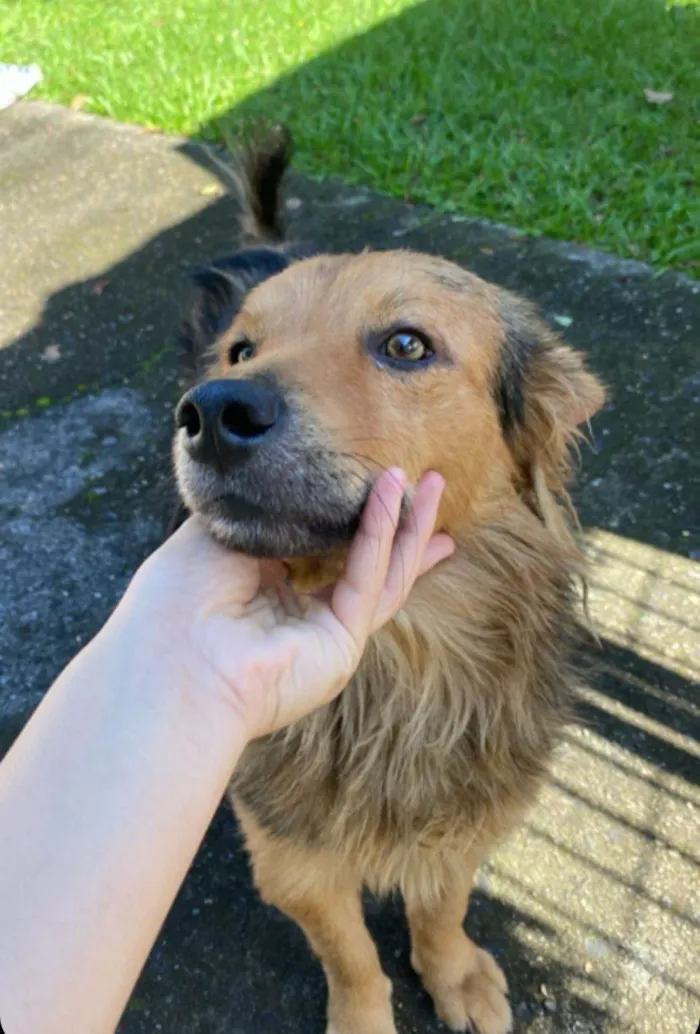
229;340;255;365
382;331;432;363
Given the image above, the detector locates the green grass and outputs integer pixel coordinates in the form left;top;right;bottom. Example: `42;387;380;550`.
2;0;698;270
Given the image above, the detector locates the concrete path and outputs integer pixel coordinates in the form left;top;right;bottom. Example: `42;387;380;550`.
1;102;698;1034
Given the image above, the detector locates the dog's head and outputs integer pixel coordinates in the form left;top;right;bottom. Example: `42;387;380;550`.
173;134;604;590
174;249;603;586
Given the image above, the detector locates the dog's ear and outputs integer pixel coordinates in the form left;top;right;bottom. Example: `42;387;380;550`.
180;248;295;376
494;293;605;522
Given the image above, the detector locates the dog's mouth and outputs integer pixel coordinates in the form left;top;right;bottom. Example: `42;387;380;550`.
184;485;366;559
203;491;363;557
172;409;377;560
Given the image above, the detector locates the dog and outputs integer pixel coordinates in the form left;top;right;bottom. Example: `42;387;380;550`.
171;127;605;1034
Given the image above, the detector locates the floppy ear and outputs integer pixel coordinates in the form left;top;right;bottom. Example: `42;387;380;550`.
494;292;606;523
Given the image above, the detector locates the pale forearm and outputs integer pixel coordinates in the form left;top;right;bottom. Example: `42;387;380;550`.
0;617;246;1034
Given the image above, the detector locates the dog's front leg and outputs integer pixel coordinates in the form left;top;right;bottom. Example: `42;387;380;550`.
234;798;396;1034
405;857;512;1034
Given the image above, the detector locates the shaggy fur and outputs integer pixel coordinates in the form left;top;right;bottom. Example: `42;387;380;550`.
171;128;605;1034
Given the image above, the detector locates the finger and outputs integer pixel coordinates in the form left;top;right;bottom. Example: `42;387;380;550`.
372;471;447;630
380;470;444;604
416;532;455;577
330;467;407;648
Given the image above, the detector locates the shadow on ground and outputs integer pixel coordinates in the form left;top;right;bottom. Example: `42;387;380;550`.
0;7;698;1028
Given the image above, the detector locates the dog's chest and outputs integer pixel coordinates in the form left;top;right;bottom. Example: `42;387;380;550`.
232;707;477;852
230;642;552;867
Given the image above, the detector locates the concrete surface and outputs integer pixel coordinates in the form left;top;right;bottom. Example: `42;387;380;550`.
0;102;698;1034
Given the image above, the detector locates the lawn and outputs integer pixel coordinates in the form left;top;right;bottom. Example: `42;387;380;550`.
1;0;697;271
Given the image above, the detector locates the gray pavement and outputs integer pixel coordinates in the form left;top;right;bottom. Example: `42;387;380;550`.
0;101;698;1034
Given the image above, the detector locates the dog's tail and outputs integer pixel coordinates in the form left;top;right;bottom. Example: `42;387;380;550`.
238;124;292;244
208;124;292;245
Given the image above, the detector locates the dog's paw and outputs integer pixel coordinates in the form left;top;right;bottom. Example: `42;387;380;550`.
428;948;512;1034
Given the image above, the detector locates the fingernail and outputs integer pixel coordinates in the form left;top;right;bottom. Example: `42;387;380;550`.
428;473;446;501
384;467;407;493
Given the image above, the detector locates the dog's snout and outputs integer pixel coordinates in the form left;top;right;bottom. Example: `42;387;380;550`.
176;379;282;464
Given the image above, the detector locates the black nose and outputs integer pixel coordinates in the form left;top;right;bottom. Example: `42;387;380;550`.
175;378;283;465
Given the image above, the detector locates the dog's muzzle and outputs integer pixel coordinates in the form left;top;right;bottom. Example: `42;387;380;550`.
173;377;371;558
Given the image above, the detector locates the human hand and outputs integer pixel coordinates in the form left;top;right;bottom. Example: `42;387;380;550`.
112;469;453;741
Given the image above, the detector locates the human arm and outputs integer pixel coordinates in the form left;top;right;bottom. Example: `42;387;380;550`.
0;470;452;1034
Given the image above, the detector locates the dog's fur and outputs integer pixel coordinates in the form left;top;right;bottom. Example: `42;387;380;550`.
172;128;605;1034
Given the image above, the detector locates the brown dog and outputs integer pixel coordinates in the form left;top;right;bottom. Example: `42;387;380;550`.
172;128;605;1034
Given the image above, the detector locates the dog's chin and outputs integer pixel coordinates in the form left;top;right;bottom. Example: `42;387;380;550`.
195;495;361;562
203;513;357;560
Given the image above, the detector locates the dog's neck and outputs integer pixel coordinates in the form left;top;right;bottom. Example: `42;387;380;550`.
284;551;346;594
233;500;585;855
375;501;583;712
